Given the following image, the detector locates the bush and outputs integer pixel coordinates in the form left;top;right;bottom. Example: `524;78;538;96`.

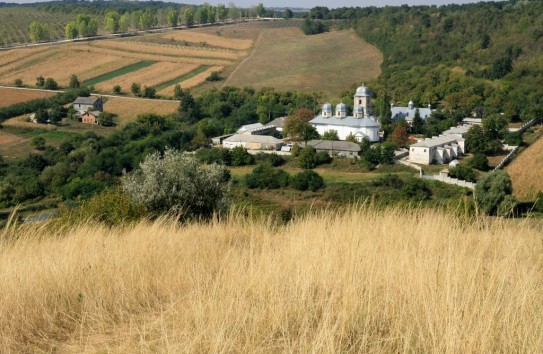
14;78;23;87
122;148;230;219
400;179;432;201
31;136;46;150
371;174;404;188
301;19;329;35
43;78;58;90
298;146;317;169
60;177;106;200
290;170;325;191
195;147;231;165
206;71;223;82
254;152;285;167
475;170;513;215
315;151;332;165
112;85;122;94
497;195;517;217
229;146;254;166
468;153;490;171
142;86;156;98
449;164;477;182
244;164;290;189
56;187;145;227
504;132;522;146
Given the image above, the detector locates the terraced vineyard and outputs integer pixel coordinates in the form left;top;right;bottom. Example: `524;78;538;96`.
0;7;73;46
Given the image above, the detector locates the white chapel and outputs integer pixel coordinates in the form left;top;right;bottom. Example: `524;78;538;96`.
309;84;381;142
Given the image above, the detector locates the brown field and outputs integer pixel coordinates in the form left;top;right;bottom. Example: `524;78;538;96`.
0;131;24;145
91;40;244;60
224;28;383;97
1;207;543;352
0;87;56;107
1;114;56;130
95;62;200;92
507;134;543;200
150;30;254;50
157;65;224;96
103;96;180;124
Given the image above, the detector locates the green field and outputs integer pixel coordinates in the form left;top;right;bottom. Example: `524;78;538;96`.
82;61;155;87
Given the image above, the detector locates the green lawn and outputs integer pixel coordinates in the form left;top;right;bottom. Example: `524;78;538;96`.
82;61;156;87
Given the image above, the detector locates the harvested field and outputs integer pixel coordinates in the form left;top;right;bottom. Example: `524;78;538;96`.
0;88;55;107
148;30;254;50
224;28;383;97
0;131;24;145
95;62;199;92
157;65;223;96
507;134;543;201
102;97;180;125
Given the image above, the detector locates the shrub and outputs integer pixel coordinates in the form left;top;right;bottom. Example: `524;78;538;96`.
229;146;254;166
400;179;432;200
14;78;23;87
254;152;285;167
449;164;477;182
195;147;231;165
60;177;106;200
206;71;223;82
298;146;317;169
244;164;290;189
290;170;325;191
112;85;122;94
315;151;332;165
43;78;58;90
122;148;230;219
468;153;490;171
371;174;404;188
142;86;156;98
56;187;145;227
290;144;301;157
504;132;522;146
31;136;46;150
475;170;513;215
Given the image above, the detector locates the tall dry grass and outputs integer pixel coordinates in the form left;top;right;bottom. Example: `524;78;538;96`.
507;134;543;200
1;207;542;353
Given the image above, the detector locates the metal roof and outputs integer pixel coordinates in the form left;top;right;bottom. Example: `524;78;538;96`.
442;125;470;136
391;106;432;121
411;135;464;148
224;134;283;144
302;140;361;152
74;96;100;105
237;123;264;134
310;115;381;128
264;116;287;128
355;84;371;97
336;103;347;112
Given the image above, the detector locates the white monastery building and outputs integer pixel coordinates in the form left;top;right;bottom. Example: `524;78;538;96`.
409;134;466;165
391;100;432;124
309;84;381;142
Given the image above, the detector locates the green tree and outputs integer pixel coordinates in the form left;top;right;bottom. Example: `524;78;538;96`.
244;164;290;189
229;146;254;166
112;85;122;94
97;112;117;126
104;11;120;33
76;15;98;37
43;78;58;90
36;75;45;88
142;86;156;98
29;21;49;42
183;8;194;26
69;74;80;89
255;3;265;17
119;13;130;32
217;4;228;21
321;130;339;141
284;108;319;142
64;21;78;40
14;78;23;87
468;153;490;171
483;114;508;140
284;8;293;19
139;10;156;30
167;9;179;28
122;148;230;219
475;170;513;215
411;108;424;134
31;136;46;150
380;141;395;165
465;125;487;153
196;6;208;25
290;170;325;191
131;83;141;97
34;108;48;123
297;146;318;169
448;164;477;182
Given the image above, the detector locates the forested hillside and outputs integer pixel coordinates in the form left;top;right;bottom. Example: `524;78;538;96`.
312;1;543;121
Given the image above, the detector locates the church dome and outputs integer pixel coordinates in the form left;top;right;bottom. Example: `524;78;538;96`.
336;103;347;112
354;106;363;113
355;84;371;97
322;103;332;112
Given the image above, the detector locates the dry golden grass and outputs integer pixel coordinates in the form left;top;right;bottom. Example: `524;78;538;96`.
95;62;200;92
225;28;383;97
156;65;223;96
1;207;542;353
507;135;543;200
1;114;56;130
102;96;179;125
0;88;56;107
0;51;133;87
92;40;243;60
156;30;254;50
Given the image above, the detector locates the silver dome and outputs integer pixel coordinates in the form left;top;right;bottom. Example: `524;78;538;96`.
322;103;333;112
355;84;371;97
336;103;347;112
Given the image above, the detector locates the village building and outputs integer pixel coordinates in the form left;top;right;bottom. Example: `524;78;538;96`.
309;84;381;142
391;101;432;123
223;134;283;151
81;111;100;125
462;118;482;126
73;97;103;113
442;125;470;138
409;135;466;165
301;140;361;158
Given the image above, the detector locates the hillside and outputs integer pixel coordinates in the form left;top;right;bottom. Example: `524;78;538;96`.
507;133;543;201
1;207;542;352
223;27;382;97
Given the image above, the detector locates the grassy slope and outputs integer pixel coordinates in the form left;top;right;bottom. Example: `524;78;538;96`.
507;125;543;200
223;27;382;98
1;207;542;352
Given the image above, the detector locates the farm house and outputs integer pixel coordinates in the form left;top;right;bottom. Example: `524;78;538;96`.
223;134;283;151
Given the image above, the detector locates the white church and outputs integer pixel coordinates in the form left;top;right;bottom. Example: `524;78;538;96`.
309;84;381;142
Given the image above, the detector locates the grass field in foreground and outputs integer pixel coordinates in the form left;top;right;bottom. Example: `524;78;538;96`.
507;128;543;201
223;28;383;98
1;207;542;352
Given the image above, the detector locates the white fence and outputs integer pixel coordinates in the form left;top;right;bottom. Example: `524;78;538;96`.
493;145;520;171
422;174;476;190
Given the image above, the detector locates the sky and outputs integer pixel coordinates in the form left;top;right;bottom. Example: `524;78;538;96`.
6;0;498;9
